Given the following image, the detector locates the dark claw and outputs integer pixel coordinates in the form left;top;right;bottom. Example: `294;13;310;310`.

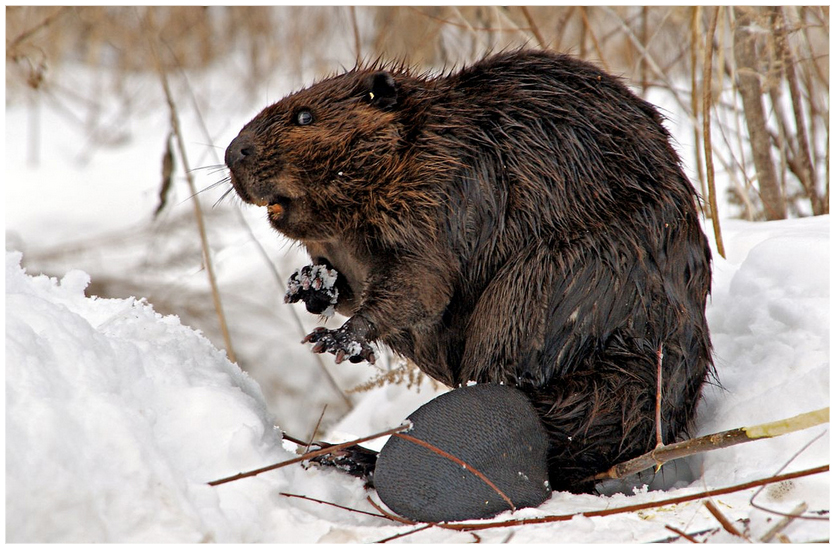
302;323;376;364
302;327;328;344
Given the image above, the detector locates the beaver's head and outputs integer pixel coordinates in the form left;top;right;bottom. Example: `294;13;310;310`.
225;69;407;241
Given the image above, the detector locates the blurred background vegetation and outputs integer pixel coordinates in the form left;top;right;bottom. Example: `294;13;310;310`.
8;6;829;218
5;6;830;435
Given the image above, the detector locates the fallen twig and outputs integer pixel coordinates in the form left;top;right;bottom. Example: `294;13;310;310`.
438;464;828;532
592;407;829;482
664;524;701;543
392;432;516;513
760;501;808;542
367;496;416;525
207;423;410;486
305;405;328;454
704;499;746;539
748;429;829;521
280;491;388;519
374;524;433;543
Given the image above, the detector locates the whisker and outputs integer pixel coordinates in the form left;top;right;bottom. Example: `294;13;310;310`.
213;186;238;208
189;163;227;175
177;177;232;204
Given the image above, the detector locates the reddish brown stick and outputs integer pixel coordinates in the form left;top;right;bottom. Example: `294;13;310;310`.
207;423;410;486
392;432;516;512
439;465;828;531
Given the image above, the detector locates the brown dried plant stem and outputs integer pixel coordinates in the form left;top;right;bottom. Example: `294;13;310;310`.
207;423;410;486
594;407;828;482
690;7;707;205
664;524;701;543
393;432;516;512
760;501;808;542
702;7;726;259
349;6;362;64
165;57;351;410
704;499;745;538
773;7;821;215
518;7;546;49
654;343;664;448
142;10;237;363
7;6;70;53
280;492;389;519
440;464;828;532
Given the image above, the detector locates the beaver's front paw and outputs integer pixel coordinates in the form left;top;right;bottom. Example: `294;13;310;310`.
285;265;339;316
308;443;379;484
302;324;377;364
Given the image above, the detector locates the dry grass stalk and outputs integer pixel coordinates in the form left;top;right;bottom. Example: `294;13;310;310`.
142;9;237;364
518;7;546;49
348;359;431;394
703;7;726;258
760;501;808;542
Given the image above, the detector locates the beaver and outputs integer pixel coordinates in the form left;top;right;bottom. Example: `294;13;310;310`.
225;49;713;520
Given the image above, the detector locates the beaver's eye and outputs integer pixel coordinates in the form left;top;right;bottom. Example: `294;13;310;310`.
295;109;313;126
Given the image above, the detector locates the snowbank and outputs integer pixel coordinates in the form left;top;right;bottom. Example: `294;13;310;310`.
7;250;314;542
5;214;831;543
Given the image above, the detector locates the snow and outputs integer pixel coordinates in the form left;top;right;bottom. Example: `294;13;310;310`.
4;61;831;543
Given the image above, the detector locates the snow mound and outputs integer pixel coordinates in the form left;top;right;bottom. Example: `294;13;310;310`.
6;251;292;542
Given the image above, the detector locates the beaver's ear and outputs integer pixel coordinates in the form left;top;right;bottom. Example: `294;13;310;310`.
363;71;398;110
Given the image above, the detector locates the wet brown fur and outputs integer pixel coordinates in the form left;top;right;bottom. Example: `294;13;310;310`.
226;49;713;491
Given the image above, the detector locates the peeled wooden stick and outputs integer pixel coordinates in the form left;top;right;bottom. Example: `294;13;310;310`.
593;407;829;482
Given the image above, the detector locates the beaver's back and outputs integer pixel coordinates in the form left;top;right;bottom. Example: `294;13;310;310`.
395;52;711;393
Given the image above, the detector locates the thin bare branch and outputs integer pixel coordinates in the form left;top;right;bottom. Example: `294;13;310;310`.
593;407;828;483
374;524;433;543
207;422;410;486
305;405;328;453
393;432;516;513
280;491;389;519
704;500;746;539
690;7;706;204
774;7;821;214
439;465;828;531
7;6;71;53
760;502;808;542
655;343;664;448
367;495;417;525
703;7;726;258
664;524;701;543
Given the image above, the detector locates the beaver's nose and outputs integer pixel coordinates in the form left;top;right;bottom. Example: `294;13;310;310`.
225;132;256;168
